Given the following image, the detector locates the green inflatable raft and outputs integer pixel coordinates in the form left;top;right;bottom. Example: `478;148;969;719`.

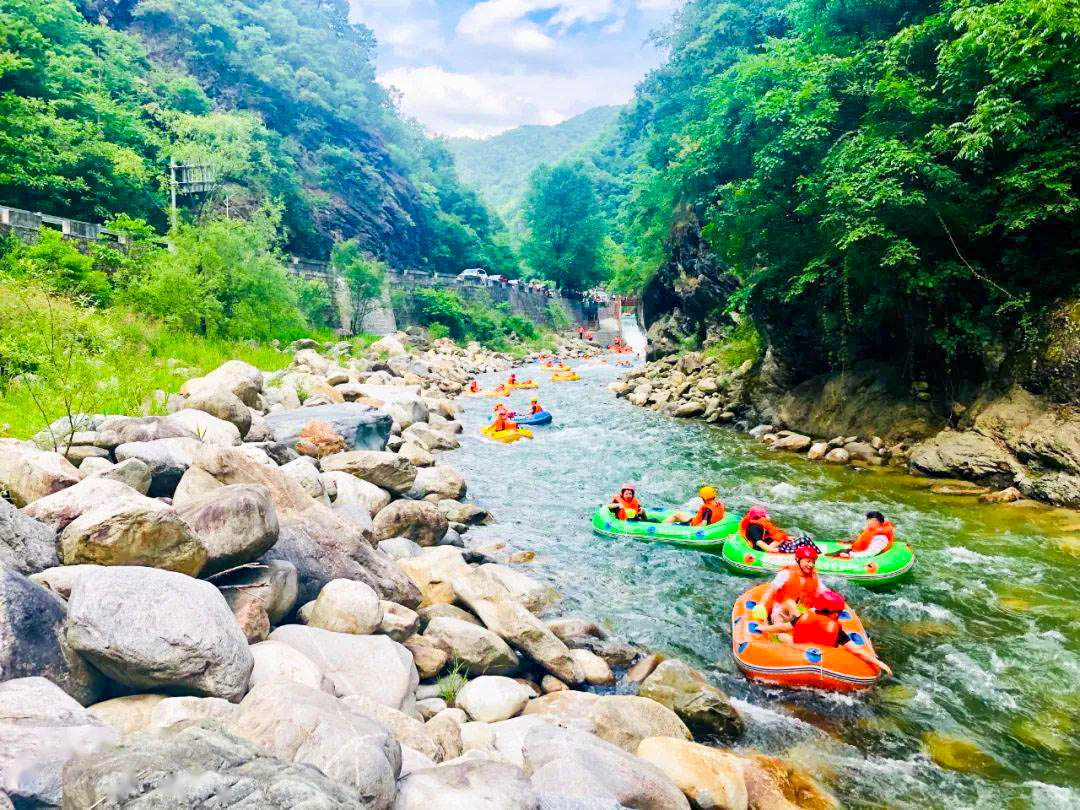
720;534;915;586
591;507;740;551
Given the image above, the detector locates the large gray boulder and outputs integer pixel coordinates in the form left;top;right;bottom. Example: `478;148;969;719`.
265;403;392;451
174;484;279;575
115;437;202;497
96;416;196;448
0;443;80;507
182;377;252;437
323;471;391;515
0;677;118;807
393;760;538;810
408;465;467;501
909;430;1018;484
228;680;400;804
638;659;744;739
322;450;417;495
522;724;690;810
22;476;137;532
65;567;254;702
62;722;370;808
423;617;519;676
268;624;418;712
373;500;449;546
0;569;105;705
0;498;57;575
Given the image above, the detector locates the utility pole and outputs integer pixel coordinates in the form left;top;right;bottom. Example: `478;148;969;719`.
169;160;178;231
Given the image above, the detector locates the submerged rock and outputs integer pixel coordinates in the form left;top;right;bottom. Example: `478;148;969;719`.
639;659;744;739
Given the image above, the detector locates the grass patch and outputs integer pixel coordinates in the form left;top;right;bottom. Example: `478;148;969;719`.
704;321;761;371
435;657;469;704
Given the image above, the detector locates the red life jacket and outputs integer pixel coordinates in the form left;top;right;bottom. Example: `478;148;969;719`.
691;498;725;526
530;403;543;415
793;612;841;647
739;514;789;544
773;564;821;608
852;521;895;553
613;495;641;520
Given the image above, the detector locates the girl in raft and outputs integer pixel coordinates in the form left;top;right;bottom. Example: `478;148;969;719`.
739;506;820;554
608;483;646;521
488;403;516;432
468;380;479;393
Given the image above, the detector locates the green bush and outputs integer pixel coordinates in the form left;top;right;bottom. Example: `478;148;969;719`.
428;322;450;340
392;287;547;349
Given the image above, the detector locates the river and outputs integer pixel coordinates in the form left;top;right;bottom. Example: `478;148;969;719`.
449;319;1080;809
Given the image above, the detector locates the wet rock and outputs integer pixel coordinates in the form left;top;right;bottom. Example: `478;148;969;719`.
265;403;392;452
0;444;80;507
741;753;839;810
65;566;253;701
175;484;278;575
545;618;606;643
0;677;118;807
636;737;748;810
477;564;557;613
308;578;383;635
60;493;207;575
627;653;665;683
424;617;520;676
770;434;813;453
844;441;883;465
569;648;614;685
807;442;829;461
824;448;850;464
373;499;449;546
456;676;532;723
170;407;242;446
64;722;370;807
0;569;105;705
639;659;744;739
268;624;418;711
394;759;537;810
922;731;1001;777
930;480;991;496
909;430;1017;483
540;675;567;694
438;499;494;525
115;437;201;496
0;498;58;575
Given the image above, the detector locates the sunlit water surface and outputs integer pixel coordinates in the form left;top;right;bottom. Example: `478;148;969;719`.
448;320;1080;809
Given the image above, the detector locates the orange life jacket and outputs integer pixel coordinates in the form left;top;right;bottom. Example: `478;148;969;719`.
491;415;515;432
691;498;725;526
793;611;841;647
508;375;517;385
530;403;543;415
773;564;821;609
852;521;895;553
739;514;789;545
613;494;641;521
469;382;478;392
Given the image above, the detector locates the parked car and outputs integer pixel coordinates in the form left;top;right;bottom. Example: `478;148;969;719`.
457;268;489;285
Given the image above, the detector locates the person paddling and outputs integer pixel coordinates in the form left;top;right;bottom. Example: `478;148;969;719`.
608;483;646;521
760;545;827;623
833;511;895;558
468;380;479;393
528;396;544;415
666;486;725;525
488;403;516;433
755;591;893;677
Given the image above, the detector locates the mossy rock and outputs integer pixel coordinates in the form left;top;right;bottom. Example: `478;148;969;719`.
923;731;1001;777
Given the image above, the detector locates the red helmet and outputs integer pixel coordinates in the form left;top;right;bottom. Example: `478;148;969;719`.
816;591;846;612
794;545;819;561
620;482;635;493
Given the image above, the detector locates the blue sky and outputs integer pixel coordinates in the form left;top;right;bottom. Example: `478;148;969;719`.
347;1;684;139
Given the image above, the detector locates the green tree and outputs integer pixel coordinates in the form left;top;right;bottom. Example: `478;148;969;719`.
333;239;387;334
522;163;608;290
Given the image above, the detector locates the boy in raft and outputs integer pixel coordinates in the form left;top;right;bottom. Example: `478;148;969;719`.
489;403;516;432
740;506;820;554
528;396;544;415
832;511;895;558
507;372;517;386
760;546;827;624
665;486;725;525
608;483;646;522
468;380;479;393
755;591;893;677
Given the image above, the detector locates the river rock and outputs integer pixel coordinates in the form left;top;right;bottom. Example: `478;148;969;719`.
425;709;465;760
674;401;706;418
268;624;418;711
343;694;444;762
824;447;850;464
115;437;201;496
63;722;369;808
419;603;481;628
216;560;298;625
0;677;118;807
96;416;196;448
308;578;383;635
279;457;328;501
404;423;460;452
182;378;252;437
65;566;253;701
172;464;224;506
0;444;80;507
807;442;829;461
524;692;691;753
175;484;278;575
456;676;532;723
265;403;392;451
409;465;468;501
170;407;242;446
523;723;690;810
87;694;167;733
60;493;207;575
248;639;332;693
478;564;557;613
909;430;1018;483
569;648;615;685
403;634;450;679
459;721;495;752
770;433;812;453
741;753;837;810
0;498;57;575
322;450;417;494
394;760;537;810
399;441;435;468
636;737;748;810
639;659;744;739
150;695;238;729
323;470;391;515
373;499;449;546
0;568;105;704
424;616;520;675
229;680;400;800
379;600;420;641
22;475;135;533
438;499;494;525
980;486;1024;504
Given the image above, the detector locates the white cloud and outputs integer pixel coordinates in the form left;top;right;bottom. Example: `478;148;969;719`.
378;64;639;138
457;0;625;54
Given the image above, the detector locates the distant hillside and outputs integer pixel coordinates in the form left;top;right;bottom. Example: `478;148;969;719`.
447;105;622;230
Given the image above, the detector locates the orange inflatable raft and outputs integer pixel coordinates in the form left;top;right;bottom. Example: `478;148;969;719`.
731;583;881;692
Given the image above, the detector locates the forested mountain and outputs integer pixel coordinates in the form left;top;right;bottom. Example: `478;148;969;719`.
604;0;1079;394
0;0;516;274
447;105;621;231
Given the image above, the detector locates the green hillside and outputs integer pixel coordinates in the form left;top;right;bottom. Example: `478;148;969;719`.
447;105;621;229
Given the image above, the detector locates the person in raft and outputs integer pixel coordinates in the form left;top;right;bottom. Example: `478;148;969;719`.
665;486;726;525
468;380;479;393
740;506;820;554
489;403;516;432
507;372;517;386
528;396;544;415
832;511;895;558
755;591;893;676
761;545;827;623
608;483;646;521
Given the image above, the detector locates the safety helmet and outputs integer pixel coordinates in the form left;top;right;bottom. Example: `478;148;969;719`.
530;396;538;402
620;482;635;493
699;486;718;500
794;545;819;561
747;505;767;519
494;403;505;413
815;591;845;613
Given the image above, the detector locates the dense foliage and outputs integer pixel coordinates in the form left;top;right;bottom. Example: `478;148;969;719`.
612;0;1080;384
391;287;545;351
0;0;514;272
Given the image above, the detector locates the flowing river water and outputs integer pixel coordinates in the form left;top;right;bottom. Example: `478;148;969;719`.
449;319;1080;809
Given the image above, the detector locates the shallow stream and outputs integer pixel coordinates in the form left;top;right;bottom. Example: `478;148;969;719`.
451;320;1080;809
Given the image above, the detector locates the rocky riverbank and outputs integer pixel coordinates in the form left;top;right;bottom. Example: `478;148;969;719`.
613;352;1080;509
0;332;833;809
